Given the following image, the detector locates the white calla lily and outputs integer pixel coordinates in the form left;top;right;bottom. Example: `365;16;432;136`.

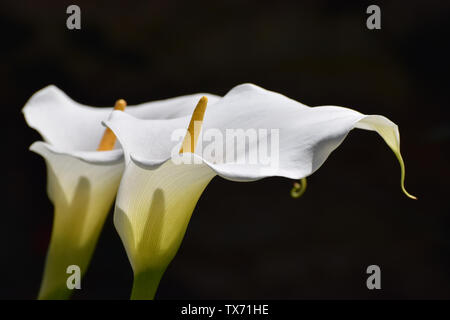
104;83;415;299
23;85;219;299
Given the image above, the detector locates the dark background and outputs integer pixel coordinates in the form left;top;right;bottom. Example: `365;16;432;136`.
1;0;449;299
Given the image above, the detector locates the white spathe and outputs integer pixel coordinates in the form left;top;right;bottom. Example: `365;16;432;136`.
104;83;415;299
23;85;220;299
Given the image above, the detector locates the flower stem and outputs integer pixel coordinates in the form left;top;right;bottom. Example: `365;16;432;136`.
37;211;97;300
130;268;165;300
37;233;92;300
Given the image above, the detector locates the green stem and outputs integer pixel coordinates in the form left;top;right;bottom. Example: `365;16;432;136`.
38;283;73;300
130;268;165;300
37;213;97;300
37;235;93;300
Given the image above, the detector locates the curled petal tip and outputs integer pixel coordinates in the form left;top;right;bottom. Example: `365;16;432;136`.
395;150;417;200
290;178;307;199
402;187;417;200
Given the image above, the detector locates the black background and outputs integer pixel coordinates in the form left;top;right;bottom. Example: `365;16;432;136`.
1;0;449;299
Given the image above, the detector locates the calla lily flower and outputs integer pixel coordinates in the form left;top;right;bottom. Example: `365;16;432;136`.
104;83;415;299
23;85;219;299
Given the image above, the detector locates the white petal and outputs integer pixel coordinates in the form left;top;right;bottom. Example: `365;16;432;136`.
114;156;216;274
104;112;189;164
31;141;125;299
31;141;124;243
105;83;414;197
30;141;124;165
23;85;220;151
354;115;416;199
